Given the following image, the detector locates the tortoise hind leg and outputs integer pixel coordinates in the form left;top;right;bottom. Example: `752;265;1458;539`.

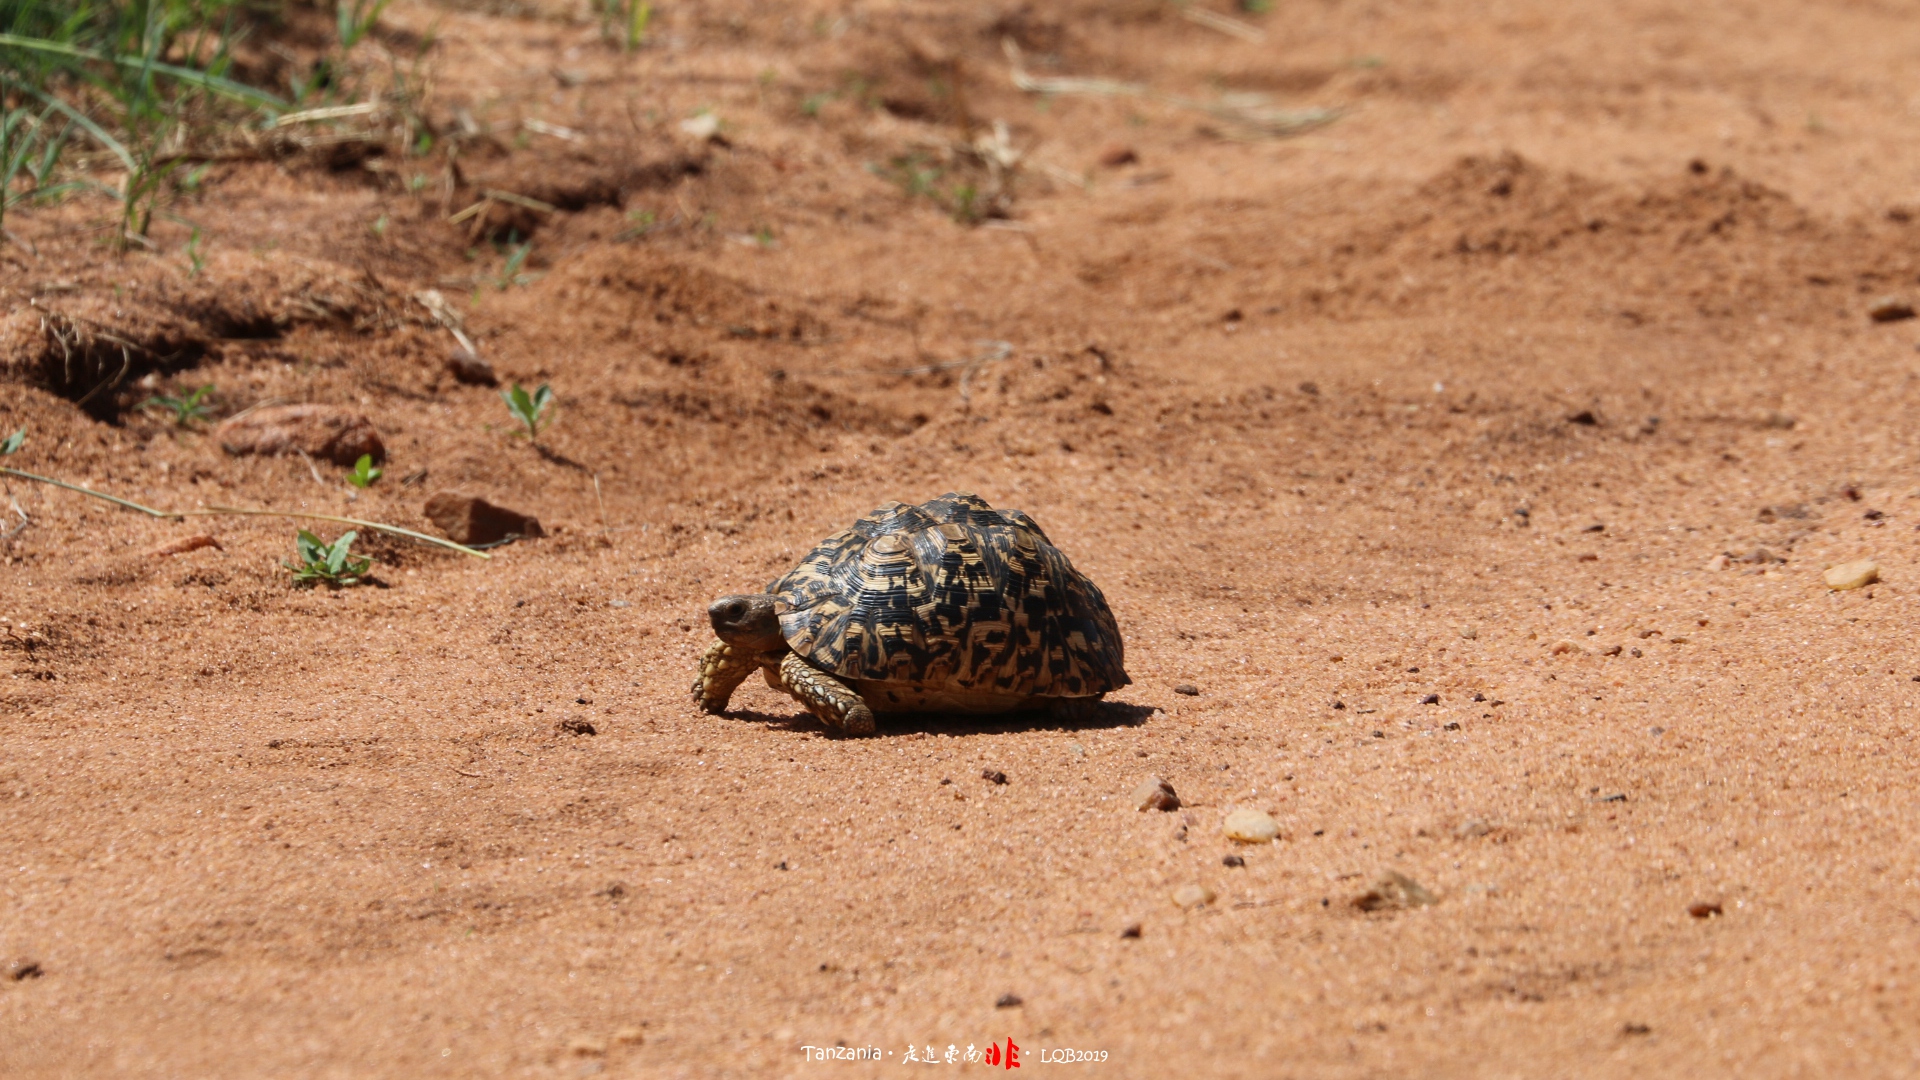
776;651;876;735
693;640;760;714
1048;695;1104;723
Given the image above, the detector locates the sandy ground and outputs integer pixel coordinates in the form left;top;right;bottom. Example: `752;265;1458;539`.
4;1;1920;1076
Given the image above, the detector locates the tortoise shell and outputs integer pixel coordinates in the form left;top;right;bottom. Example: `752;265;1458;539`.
770;492;1129;701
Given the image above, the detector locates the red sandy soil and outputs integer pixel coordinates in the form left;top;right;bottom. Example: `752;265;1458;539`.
4;1;1920;1076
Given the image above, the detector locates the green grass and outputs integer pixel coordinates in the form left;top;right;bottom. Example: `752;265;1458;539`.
874;152;990;225
0;0;391;243
589;0;648;52
1;426;24;455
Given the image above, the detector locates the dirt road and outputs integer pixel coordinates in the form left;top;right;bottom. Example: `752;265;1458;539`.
4;1;1919;1075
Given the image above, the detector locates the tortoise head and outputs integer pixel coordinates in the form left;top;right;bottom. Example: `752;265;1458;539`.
707;594;788;652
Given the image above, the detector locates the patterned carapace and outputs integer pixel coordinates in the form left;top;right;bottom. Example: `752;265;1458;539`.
770;492;1129;699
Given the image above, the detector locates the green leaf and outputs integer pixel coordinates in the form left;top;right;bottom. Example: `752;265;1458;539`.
327;530;358;574
502;382;552;438
0;427;23;456
347;453;381;488
296;529;327;564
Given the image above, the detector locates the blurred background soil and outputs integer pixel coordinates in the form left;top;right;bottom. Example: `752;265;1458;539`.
3;1;1920;1076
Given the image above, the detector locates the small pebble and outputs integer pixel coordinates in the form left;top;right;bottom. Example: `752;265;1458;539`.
1131;777;1181;812
1455;820;1492;839
1443;721;1461;731
679;112;723;141
1471;693;1486;702
1630;647;1643;658
1173;683;1200;696
1418;693;1439;705
1221;854;1245;868
1823;559;1879;590
7;958;43;981
1603;644;1623;656
1622;1023;1652;1036
612;1028;645;1046
446;349;498;385
1688;901;1724;919
1353;869;1437;911
1119;922;1143;939
1705;554;1729;571
567;1036;608;1057
1171;883;1216;909
556;717;596;736
1868;295;1915;322
981;768;1008;785
995;993;1023;1008
1222;808;1280;843
1096;143;1139;168
1458;624;1478;640
1550;639;1579;654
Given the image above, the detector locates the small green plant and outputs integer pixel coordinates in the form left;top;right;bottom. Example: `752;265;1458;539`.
615;207;656;241
184;227;206;276
496;239;532;289
336;0;394;52
877;153;993;225
284;529;373;587
1;426;24;455
501;382;553;441
592;0;650;51
346;452;381;488
140;384;214;426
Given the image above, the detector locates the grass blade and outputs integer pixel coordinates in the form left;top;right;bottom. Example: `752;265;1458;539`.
0;34;288;111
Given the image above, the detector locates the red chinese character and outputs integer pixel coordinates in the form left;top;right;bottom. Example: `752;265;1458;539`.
1003;1038;1020;1069
984;1043;1000;1066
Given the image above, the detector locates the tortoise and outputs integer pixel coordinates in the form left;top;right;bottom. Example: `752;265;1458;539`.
693;492;1129;734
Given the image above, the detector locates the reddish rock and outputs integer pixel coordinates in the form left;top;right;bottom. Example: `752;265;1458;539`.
215;405;385;466
146;535;223;558
1097;143;1139;168
424;492;545;545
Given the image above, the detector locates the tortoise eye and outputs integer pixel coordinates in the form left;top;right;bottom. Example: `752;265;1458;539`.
727;601;746;619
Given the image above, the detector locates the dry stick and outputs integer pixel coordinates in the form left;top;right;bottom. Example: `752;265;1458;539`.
817;340;1012;379
182;509;490;559
592;472;610;533
0;467;173;517
1000;38;1339;137
0;468;490;558
1177;5;1266;43
70;344;130;408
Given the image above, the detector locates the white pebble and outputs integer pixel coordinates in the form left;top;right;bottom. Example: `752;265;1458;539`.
1222;808;1279;843
1171;884;1215;909
1823;559;1879;590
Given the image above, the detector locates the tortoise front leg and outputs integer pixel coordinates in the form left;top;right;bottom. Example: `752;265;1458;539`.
693;640;760;714
776;651;876;735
